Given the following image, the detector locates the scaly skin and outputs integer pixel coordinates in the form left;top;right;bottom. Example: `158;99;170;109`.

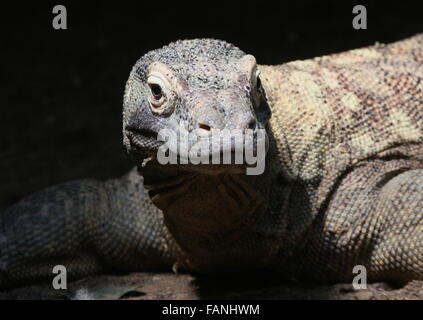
1;34;423;288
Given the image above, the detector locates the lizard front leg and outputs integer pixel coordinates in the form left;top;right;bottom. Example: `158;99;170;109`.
0;168;177;288
291;158;423;284
370;168;423;283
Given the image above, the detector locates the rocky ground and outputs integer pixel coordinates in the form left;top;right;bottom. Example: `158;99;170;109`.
1;272;423;300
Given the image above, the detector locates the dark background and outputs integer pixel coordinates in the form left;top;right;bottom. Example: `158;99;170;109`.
1;0;422;210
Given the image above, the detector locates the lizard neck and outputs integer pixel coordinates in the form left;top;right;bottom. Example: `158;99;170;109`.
139;160;270;260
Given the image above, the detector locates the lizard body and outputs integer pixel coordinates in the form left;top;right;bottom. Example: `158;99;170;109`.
1;34;423;287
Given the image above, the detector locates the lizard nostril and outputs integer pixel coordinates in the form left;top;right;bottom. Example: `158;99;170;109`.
248;119;257;130
198;123;212;131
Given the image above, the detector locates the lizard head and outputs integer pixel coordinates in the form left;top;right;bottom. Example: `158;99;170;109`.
123;39;271;175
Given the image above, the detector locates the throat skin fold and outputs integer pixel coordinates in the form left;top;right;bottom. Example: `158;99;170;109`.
138;160;269;262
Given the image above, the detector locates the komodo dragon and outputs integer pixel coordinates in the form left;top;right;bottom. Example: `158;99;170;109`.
1;34;423;288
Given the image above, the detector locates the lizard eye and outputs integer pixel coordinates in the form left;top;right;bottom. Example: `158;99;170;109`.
146;64;177;116
251;71;264;109
147;73;167;109
256;76;262;91
149;83;163;101
251;68;262;93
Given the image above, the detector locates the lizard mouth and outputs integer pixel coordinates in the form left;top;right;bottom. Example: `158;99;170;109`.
125;127;268;175
125;128;163;160
126;126;158;142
